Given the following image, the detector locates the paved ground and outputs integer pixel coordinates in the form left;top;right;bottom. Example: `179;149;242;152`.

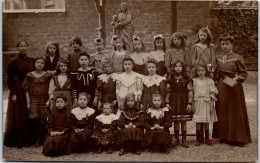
2;71;258;162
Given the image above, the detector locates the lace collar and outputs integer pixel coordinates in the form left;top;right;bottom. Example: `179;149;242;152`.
171;48;184;56
130;52;149;65
92;51;109;61
98;73;117;83
115;72;142;87
147;107;169;119
96;113;118;124
71;107;95;121
149;50;166;62
142;74;166;88
121;109;143;120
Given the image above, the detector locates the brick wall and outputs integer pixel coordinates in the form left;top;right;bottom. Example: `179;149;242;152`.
3;0;174;56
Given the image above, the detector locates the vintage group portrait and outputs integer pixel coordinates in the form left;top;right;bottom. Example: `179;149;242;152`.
1;0;258;162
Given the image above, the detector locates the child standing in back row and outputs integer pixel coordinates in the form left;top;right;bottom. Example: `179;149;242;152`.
190;27;216;78
90;38;110;73
67;37;83;72
149;35;167;77
130;36;149;75
109;35;128;73
165;32;190;76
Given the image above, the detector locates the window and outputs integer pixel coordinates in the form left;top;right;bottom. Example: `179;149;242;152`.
3;0;66;13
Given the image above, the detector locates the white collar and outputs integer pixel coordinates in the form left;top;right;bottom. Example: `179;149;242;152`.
147;107;169;119
115;72;142;87
96;113;118;124
98;73;117;83
142;74;166;88
71;107;95;120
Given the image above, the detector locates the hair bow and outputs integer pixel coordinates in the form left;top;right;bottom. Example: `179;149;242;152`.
112;35;118;40
133;36;140;41
154;34;163;40
95;38;103;42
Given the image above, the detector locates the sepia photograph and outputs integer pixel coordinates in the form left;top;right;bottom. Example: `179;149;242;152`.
2;0;258;162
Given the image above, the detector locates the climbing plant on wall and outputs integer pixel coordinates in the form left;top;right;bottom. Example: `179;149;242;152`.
211;8;258;70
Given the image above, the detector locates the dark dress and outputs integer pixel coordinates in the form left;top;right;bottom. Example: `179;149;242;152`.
67;49;82;72
4;53;35;147
117;107;144;146
70;68;99;109
212;52;251;144
43;107;70;156
141;75;167;111
67;107;95;153
49;75;72;116
144;107;172;148
43;55;59;72
92;113;119;146
149;50;167;76
22;72;52;119
168;75;193;121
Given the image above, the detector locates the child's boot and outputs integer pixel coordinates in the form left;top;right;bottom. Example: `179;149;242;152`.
195;130;201;146
119;143;125;156
172;130;179;147
107;144;113;154
205;130;213;146
135;142;141;155
181;130;189;148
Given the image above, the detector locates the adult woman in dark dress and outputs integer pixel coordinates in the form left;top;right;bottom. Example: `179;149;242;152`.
4;41;35;147
212;33;251;145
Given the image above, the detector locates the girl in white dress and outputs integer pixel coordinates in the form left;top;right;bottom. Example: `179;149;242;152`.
191;63;218;146
114;57;143;117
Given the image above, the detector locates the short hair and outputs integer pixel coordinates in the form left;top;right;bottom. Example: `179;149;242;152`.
46;41;60;58
170;32;187;49
150;92;165;108
34;56;46;67
70;36;83;46
153;35;166;52
194;63;210;78
122;57;135;71
102;102;113;110
78;92;91;101
146;58;158;72
16;40;29;48
219;33;234;44
55;93;67;102
79;51;90;60
56;57;70;75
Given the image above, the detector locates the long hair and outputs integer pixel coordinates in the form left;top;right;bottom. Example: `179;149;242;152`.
56;57;71;75
170;60;189;79
132;36;146;52
154;36;166;52
34;56;46;69
124;93;140;110
45;41;60;58
170;32;187;49
195;27;212;46
112;35;127;51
